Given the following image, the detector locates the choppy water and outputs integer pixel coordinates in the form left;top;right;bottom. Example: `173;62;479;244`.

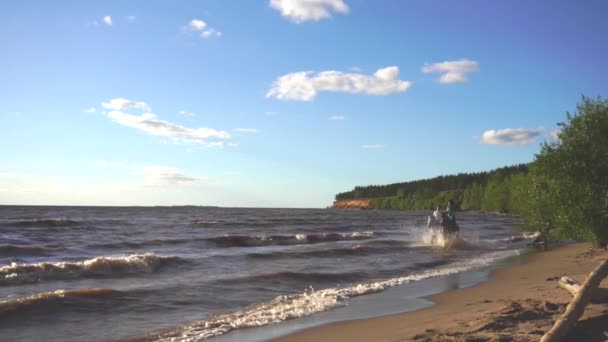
0;206;532;341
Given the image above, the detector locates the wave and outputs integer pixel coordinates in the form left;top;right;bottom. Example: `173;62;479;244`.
0;253;178;286
141;250;520;341
244;240;410;260
0;218;82;228
88;238;208;249
219;270;365;286
208;231;375;247
0;288;118;315
0;244;60;257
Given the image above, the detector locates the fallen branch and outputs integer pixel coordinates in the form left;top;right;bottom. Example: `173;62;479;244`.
540;258;608;342
558;276;581;296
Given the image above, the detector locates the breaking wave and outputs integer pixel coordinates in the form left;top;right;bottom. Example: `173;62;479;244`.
207;231;375;247
0;253;178;286
142;250;520;341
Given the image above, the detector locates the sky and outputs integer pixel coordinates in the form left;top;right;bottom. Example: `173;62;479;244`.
1;0;607;208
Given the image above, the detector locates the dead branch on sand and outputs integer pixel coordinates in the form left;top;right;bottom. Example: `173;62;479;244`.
558;276;581;296
540;258;608;342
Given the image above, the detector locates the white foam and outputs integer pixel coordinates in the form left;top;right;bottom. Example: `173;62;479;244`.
148;250;519;341
0;253;175;285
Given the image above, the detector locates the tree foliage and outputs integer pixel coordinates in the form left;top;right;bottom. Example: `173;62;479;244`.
532;96;608;246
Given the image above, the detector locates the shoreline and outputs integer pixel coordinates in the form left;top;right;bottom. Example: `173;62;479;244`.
273;242;608;342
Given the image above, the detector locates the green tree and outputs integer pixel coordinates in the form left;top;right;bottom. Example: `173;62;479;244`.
533;96;608;246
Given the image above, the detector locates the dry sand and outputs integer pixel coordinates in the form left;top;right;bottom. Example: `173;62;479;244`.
275;243;608;342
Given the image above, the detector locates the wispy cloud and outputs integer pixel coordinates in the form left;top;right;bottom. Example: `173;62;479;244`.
138;166;201;187
329;115;345;121
101;98;230;146
234;128;259;133
102;98;151;112
0;172;18;178
108;111;230;144
361;144;385;149
270;0;349;23
184;19;222;38
103;16;112;26
126;15;136;23
85;107;96;113
264;111;278;116
267;66;412;101
93;161;205;187
480;128;543;146
422;59;479;84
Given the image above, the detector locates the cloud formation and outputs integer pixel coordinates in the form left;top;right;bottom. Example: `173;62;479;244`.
329;115;345;121
267;66;412;101
108;111;230;143
102;98;230;146
85;107;96;113
480;128;542;146
270;0;349;23
103;16;112;26
94;161;203;187
139;166;200;187
422;59;479;84
185;19;222;38
102;98;151;112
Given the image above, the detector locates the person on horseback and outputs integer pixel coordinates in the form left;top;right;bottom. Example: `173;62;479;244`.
444;200;458;233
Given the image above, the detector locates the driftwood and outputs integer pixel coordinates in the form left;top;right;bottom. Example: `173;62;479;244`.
558;276;582;296
540;258;608;342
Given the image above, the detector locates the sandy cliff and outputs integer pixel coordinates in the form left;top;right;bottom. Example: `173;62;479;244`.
332;199;372;209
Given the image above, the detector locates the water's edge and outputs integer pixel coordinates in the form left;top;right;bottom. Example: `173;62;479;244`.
212;248;533;342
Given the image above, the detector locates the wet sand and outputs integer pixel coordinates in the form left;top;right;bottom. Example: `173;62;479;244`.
275;243;608;341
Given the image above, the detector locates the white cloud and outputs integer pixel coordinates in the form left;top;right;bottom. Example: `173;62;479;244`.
267;66;412;101
93;161;204;187
480;128;543;146
361;144;385;149
422;59;479;84
107;111;230;144
227;142;240;147
100;98;232;146
103;16;112;26
85;107;96;113
329;115;345;121
138;166;201;187
234;128;259;133
184;19;222;39
0;172;17;177
102;98;151;112
270;0;349;23
127;15;136;22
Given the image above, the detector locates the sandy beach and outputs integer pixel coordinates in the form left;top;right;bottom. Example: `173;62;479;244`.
276;243;608;342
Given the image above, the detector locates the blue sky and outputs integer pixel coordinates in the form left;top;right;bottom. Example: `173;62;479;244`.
1;0;607;207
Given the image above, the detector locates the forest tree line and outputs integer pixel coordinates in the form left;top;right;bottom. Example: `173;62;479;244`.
334;97;608;247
